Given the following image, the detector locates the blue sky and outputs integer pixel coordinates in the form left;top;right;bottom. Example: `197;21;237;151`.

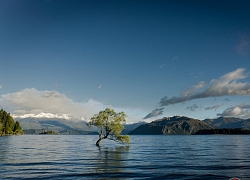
0;0;250;122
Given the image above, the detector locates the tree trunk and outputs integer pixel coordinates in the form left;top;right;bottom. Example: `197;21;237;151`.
96;138;102;146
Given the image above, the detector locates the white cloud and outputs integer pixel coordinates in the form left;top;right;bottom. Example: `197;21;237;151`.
0;88;146;123
0;88;107;120
219;106;243;117
217;104;250;119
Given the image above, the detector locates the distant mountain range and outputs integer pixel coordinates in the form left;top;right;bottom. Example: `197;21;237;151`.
121;122;147;135
129;116;213;135
17;116;250;135
17;117;146;135
18;117;94;135
130;116;250;135
204;117;250;129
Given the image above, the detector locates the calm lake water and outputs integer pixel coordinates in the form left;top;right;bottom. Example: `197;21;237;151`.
0;135;249;180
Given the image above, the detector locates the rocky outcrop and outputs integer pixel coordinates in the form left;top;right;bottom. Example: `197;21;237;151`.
129;116;213;135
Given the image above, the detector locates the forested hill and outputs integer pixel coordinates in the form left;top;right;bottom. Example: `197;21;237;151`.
0;109;23;135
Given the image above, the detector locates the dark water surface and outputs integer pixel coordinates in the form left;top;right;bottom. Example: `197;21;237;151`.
0;135;249;180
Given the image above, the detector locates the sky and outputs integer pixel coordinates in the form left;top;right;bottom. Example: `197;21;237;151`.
0;0;250;122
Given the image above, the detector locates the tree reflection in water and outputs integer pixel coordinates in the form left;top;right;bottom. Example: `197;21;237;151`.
95;145;129;175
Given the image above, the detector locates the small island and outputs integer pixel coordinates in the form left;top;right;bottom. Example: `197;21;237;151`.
40;130;57;135
0;109;23;135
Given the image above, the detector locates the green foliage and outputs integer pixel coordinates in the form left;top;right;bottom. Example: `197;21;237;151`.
0;109;23;135
88;108;130;146
116;135;130;144
13;121;22;134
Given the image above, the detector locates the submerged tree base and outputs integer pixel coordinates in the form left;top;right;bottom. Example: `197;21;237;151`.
95;134;130;146
96;138;103;146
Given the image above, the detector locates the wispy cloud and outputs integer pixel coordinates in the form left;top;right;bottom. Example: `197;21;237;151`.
186;104;200;111
143;107;164;119
160;56;178;68
205;104;223;111
160;68;250;106
181;81;205;97
190;71;204;79
0;85;2;89
97;85;102;89
236;33;250;57
217;104;250;119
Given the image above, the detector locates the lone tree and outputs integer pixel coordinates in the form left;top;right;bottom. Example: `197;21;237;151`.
88;108;130;146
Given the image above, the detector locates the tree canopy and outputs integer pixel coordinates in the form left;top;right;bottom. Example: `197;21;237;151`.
88;108;130;146
0;109;23;135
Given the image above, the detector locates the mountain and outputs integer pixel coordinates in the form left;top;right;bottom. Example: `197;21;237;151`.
129;116;213;135
204;117;250;129
18;115;250;135
17;117;96;134
17;117;144;135
121;121;147;134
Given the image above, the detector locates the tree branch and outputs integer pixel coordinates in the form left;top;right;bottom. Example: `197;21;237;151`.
107;137;125;144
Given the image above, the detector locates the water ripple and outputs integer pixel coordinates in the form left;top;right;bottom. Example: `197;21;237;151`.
0;135;249;179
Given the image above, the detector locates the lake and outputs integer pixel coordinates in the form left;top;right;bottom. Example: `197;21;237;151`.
0;135;249;180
